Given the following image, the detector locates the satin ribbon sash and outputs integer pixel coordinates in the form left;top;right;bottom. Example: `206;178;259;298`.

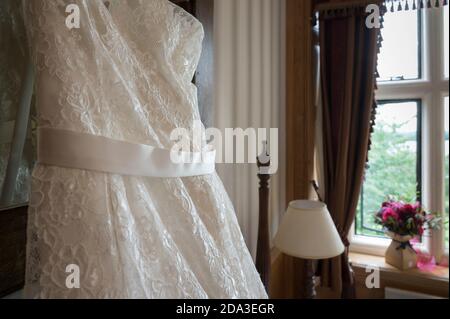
37;128;216;178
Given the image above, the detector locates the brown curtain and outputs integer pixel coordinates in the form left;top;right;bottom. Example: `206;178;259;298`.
318;7;381;298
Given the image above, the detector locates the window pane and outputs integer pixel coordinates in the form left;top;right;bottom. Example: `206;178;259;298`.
356;101;420;237
444;97;449;249
444;7;449;78
378;10;421;81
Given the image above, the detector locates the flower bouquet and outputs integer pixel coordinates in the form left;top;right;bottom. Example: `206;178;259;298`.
375;200;438;270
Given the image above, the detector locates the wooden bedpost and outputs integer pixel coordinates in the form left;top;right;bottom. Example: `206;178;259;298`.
256;141;271;292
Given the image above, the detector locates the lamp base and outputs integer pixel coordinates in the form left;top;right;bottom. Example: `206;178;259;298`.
304;259;316;299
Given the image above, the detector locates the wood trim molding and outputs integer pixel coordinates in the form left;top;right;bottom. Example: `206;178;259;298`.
0;206;27;297
286;0;315;203
271;0;316;299
314;0;380;11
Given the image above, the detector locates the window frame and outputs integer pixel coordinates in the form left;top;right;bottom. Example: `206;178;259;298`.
350;7;449;265
355;99;423;238
377;10;423;82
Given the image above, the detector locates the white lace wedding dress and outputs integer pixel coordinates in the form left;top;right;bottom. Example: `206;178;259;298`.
23;0;267;299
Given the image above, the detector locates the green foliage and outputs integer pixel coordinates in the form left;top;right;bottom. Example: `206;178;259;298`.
356;116;418;237
445;151;449;248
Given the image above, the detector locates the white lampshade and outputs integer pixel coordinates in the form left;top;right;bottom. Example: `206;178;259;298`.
274;200;345;260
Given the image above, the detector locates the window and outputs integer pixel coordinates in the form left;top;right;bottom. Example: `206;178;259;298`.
444;8;449;78
378;10;421;81
356;101;421;237
445;97;449;249
352;6;449;261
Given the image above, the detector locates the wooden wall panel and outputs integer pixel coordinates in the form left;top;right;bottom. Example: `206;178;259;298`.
286;0;315;203
271;0;316;299
0;206;27;297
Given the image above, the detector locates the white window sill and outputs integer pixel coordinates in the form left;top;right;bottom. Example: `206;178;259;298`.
350;235;449;267
349;252;449;298
350;235;390;257
349;252;449;283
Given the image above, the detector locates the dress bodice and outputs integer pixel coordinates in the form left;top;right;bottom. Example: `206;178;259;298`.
106;0;203;82
23;0;205;149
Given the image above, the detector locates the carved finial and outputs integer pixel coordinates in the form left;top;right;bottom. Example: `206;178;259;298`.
257;141;270;175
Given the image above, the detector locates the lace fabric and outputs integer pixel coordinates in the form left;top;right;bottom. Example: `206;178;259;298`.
23;0;267;298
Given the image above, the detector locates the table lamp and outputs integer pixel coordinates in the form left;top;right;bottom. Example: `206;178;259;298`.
274;200;345;298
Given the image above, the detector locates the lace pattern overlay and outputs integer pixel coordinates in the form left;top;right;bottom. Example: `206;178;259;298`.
22;0;267;298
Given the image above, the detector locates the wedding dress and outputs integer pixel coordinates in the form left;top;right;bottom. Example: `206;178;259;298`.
22;0;267;299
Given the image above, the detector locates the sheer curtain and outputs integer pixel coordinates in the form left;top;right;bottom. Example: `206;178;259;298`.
214;0;286;258
0;0;35;208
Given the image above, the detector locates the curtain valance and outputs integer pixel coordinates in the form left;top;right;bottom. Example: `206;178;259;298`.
384;0;447;12
315;0;447;17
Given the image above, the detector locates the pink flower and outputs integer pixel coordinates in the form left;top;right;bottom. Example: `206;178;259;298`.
398;204;416;220
375;200;435;237
382;201;391;208
412;202;421;211
382;208;399;222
